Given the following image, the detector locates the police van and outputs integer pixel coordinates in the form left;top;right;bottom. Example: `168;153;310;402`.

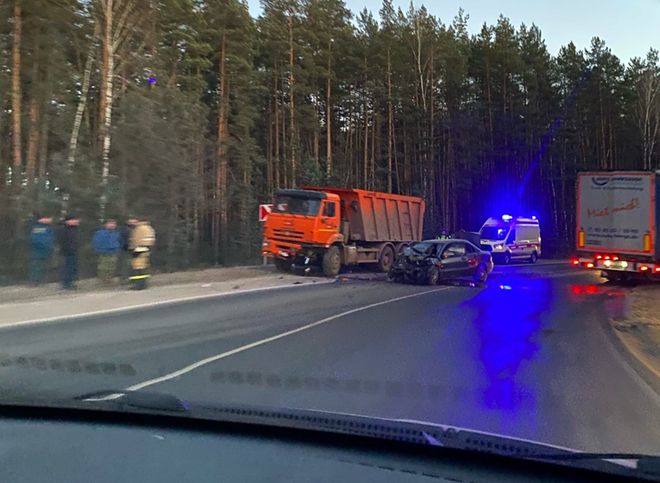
479;215;541;264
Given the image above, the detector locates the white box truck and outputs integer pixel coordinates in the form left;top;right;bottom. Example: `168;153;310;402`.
574;171;660;281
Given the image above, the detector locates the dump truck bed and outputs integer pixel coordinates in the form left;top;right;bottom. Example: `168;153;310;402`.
306;187;425;242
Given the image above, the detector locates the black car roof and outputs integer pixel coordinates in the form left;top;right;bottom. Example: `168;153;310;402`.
418;239;479;248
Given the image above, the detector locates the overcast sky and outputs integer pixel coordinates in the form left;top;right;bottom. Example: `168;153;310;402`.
246;0;660;63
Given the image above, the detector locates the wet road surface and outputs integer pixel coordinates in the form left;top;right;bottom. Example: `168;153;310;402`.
0;262;658;454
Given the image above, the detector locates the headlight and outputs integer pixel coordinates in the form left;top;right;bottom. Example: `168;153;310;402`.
494;244;504;250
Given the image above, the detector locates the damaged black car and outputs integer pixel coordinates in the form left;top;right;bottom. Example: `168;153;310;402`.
388;239;494;285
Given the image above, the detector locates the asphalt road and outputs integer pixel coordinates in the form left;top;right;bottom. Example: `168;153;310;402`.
0;263;659;454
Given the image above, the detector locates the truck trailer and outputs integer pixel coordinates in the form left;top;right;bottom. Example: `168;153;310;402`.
262;187;425;277
573;171;660;281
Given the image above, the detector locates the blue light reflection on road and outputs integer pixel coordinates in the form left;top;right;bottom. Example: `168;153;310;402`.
462;276;553;413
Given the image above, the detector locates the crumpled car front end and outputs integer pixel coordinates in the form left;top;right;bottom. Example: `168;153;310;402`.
389;250;434;283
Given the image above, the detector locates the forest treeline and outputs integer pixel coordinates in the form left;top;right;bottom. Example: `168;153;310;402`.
1;0;658;281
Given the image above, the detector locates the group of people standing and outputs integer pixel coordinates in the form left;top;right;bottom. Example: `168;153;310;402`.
29;214;156;290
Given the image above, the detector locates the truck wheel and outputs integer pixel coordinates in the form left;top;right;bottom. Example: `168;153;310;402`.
322;246;341;277
377;245;395;273
603;270;622;283
274;258;292;272
529;252;538;264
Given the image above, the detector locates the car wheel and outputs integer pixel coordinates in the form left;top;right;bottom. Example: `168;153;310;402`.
427;266;440;285
473;264;488;283
529;251;538;264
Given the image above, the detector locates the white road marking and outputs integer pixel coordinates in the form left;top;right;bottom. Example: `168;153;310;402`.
0;280;333;331
87;286;453;401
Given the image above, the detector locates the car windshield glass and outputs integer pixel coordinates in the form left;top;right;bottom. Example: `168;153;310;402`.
273;196;321;216
481;226;508;240
410;242;437;255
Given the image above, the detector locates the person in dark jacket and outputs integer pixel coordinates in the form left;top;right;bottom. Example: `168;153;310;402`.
29;214;54;285
92;219;121;284
58;214;80;289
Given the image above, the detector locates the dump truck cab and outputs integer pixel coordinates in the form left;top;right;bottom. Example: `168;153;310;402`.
263;189;343;257
262;187;425;276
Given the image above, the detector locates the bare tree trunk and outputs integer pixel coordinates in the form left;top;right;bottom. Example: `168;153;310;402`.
99;0;116;217
370;113;376;190
273;67;280;189
363;98;369;188
288;14;297;185
11;0;23;184
215;32;228;264
38;111;48;180
266;96;274;193
325;39;332;178
68;24;98;173
637;71;660;170
387;47;393;193
26;97;40;182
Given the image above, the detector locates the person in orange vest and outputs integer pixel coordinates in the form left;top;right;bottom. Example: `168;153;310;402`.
128;217;156;290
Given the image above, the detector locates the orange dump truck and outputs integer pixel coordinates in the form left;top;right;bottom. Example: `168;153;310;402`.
262;187;426;276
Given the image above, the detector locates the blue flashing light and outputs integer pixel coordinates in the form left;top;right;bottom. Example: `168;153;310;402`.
531;215;537;220
502;214;513;221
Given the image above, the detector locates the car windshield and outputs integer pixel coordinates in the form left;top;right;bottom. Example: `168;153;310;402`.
1;0;659;480
410;242;438;255
481;226;508;240
273;196;321;216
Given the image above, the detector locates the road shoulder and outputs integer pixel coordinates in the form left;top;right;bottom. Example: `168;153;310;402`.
604;284;660;394
0;268;329;329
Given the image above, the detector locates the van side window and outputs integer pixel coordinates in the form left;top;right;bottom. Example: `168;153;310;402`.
506;229;516;244
323;202;337;217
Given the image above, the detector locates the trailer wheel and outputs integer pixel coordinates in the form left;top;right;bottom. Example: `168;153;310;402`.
322;246;341;277
603;270;623;283
274;258;292;272
377;245;395;273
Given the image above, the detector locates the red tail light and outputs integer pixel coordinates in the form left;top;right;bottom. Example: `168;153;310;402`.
612;256;619;261
604;255;611;260
571;258;580;266
586;262;594;268
640;266;649;272
596;255;603;260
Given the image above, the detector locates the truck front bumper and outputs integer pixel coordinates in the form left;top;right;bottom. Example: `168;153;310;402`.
262;239;324;261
